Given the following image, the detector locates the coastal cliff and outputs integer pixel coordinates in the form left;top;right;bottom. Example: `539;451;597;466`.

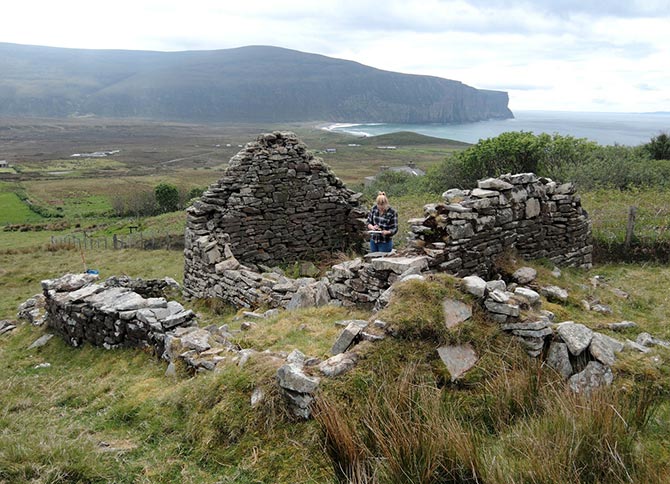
0;43;512;123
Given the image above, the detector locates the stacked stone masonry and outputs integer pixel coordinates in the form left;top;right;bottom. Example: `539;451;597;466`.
183;170;591;310
184;131;367;300
42;273;196;355
409;173;592;276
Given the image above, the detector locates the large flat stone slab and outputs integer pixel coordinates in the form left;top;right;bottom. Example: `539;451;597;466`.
437;344;478;382
330;321;366;355
589;333;623;366
319;353;358;377
540;286;569;303
179;328;212;353
277;364;320;394
370;256;429;274
568;361;613;394
442;298;472;329
557;322;593;356
462;276;486;298
546;341;573;379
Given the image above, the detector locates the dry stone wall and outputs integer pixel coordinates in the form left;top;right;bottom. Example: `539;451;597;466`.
181;172;592;311
184;131;366;300
42;273;195;353
408;173;592;276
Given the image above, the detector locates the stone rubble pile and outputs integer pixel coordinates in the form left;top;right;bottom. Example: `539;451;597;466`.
275;318;387;418
20;273;392;419
0;319;17;336
17;293;47;325
408;173;592;276
184;131;367;300
182;232;432;310
456;267;654;394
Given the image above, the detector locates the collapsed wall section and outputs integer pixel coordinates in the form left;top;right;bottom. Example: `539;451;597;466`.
184;131;366;299
408;173;592;276
42;273;195;352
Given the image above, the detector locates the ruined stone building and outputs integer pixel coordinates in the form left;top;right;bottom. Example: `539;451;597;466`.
183;131;591;310
183;131;366;299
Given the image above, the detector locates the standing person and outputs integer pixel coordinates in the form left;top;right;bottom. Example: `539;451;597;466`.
366;191;398;253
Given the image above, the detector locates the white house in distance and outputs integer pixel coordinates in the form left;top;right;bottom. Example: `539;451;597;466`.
364;161;425;187
0;160;8;168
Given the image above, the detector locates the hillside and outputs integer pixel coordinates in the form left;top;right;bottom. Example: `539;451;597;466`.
0;43;512;123
358;130;471;146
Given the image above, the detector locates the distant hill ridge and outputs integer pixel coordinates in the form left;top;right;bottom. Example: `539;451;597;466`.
0;43;513;124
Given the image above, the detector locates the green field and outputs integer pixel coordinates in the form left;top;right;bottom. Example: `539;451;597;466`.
0;187;44;225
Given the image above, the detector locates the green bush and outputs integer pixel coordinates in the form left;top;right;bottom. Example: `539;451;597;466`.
154;182;180;214
568;145;670;190
645;133;670;160
363;170;425;198
422;132;597;193
421;132;670;194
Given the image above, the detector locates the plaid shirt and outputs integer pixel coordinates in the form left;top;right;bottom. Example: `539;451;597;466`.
367;205;398;243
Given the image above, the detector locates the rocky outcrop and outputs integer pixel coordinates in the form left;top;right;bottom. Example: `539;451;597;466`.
183;131;366;299
409;173;592;276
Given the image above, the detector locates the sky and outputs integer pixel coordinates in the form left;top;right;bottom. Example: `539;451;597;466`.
2;0;669;113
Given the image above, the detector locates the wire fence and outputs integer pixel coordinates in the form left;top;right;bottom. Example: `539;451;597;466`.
50;231;184;251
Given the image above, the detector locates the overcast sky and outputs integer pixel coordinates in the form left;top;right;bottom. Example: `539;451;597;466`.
2;0;669;113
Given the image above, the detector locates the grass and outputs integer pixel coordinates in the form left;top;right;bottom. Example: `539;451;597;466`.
0;191;44;225
0;324;331;483
314;262;670;484
3;241;670;482
18;157;127;175
235;305;371;357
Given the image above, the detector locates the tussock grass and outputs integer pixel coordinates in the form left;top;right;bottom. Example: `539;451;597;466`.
317;352;665;484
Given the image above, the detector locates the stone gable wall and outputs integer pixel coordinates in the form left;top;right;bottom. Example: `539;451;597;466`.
183;131;366;299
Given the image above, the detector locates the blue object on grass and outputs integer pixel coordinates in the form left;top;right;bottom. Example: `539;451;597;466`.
86;269;99;275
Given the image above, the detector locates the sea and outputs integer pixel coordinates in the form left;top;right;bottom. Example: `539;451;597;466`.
324;110;670;146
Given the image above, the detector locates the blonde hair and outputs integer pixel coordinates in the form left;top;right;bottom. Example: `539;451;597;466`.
375;191;389;211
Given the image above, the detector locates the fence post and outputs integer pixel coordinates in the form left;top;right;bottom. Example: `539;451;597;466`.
113;234;118;250
625;206;637;249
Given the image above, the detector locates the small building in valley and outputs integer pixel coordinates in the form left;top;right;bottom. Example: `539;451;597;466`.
0;160;8;168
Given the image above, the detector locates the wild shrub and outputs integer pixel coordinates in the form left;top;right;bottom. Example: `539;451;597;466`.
154;182;180;213
645;132;670;160
422;132;596;193
363;170;424;198
567;144;670;190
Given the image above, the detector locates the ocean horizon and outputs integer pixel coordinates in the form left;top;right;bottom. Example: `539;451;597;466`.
324;110;670;146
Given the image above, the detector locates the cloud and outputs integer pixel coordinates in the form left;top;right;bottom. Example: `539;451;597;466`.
0;0;668;112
